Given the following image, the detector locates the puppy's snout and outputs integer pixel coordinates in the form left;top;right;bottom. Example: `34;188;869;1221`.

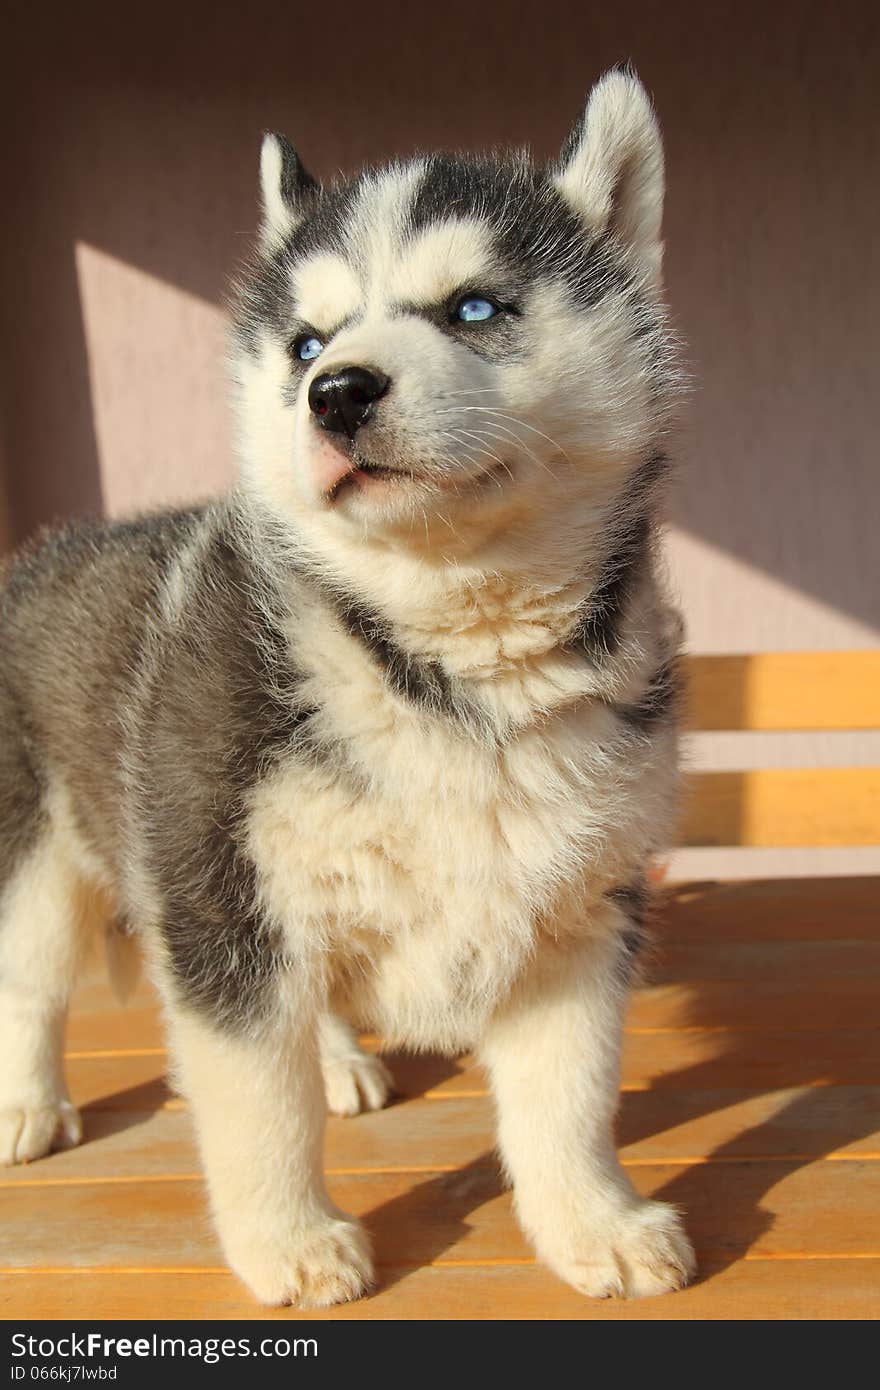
308;366;390;437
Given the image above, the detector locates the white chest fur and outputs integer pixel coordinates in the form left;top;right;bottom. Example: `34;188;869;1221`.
244;650;675;1050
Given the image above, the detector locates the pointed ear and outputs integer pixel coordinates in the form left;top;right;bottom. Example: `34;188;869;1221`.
259;132;320;250
554;67;665;286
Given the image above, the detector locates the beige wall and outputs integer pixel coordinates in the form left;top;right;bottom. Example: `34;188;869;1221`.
0;425;10;555
2;1;878;875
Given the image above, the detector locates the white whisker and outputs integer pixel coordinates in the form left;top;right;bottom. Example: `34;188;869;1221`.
436;406;573;465
439;415;560;483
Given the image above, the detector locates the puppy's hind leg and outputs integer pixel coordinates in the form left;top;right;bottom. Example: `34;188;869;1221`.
320;1013;393;1117
0;809;93;1165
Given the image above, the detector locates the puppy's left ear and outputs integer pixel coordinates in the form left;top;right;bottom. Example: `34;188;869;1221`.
554;67;665;287
259;132;320;250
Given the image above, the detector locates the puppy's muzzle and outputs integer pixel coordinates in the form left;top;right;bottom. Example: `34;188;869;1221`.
308;366;390;438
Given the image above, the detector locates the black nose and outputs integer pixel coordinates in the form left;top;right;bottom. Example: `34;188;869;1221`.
308;366;389;436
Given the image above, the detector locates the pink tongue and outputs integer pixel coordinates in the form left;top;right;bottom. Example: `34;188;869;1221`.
312;436;357;494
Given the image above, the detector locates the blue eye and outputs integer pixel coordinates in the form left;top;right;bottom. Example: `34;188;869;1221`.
456;297;498;323
295;334;324;361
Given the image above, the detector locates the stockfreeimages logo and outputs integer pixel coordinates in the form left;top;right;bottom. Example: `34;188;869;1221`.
11;1334;317;1367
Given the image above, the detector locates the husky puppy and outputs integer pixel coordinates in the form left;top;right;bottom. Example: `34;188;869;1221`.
0;69;695;1305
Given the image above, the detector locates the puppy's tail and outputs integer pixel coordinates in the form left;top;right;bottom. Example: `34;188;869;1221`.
104;923;143;1004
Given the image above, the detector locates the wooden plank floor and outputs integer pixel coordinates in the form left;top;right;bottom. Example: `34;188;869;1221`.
2;876;879;1320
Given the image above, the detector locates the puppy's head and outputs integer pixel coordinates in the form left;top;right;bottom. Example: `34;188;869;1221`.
232;68;676;562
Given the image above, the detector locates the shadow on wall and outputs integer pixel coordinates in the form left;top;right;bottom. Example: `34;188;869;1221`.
1;0;877;636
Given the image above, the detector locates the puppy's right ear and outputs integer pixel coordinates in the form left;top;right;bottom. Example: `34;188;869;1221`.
259;133;320;250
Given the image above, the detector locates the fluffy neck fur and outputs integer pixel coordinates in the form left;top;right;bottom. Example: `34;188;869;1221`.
237;451;668;733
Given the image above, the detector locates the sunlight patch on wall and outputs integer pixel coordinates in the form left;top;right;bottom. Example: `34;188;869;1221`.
665;526;878;653
75;242;234;517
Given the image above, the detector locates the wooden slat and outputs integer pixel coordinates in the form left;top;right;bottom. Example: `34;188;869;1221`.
615;1085;880;1162
65;1029;880;1106
685;651;880;731
5;1161;879;1268
627;977;880;1031
66;1004;164;1054
660;876;880;941
621;1028;880;1090
61;1020;880;1113
65;1056;176;1109
653;939;880;981
2;1084;877;1187
680;768;880;846
2;1257;877;1321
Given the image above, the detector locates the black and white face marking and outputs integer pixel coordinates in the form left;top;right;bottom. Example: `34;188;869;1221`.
292;293;506;371
233;69;675;538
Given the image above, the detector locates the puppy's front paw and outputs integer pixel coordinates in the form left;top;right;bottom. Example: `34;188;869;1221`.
0;1100;82;1165
542;1199;696;1299
322;1049;393;1117
229;1215;375;1308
